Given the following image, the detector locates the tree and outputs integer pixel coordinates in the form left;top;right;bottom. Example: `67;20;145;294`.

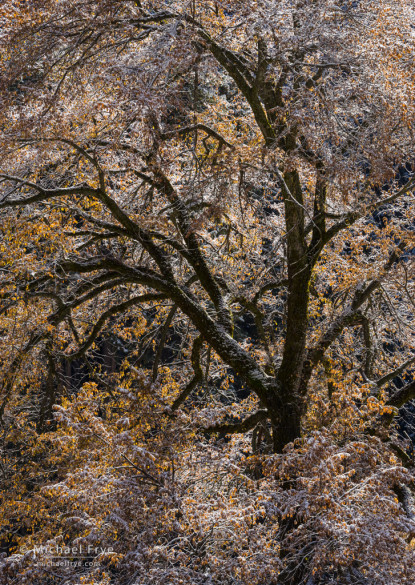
0;1;414;584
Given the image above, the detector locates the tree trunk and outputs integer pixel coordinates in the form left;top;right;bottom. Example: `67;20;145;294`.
273;170;311;452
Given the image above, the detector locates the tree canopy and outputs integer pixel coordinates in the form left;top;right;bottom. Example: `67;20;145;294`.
0;1;415;584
